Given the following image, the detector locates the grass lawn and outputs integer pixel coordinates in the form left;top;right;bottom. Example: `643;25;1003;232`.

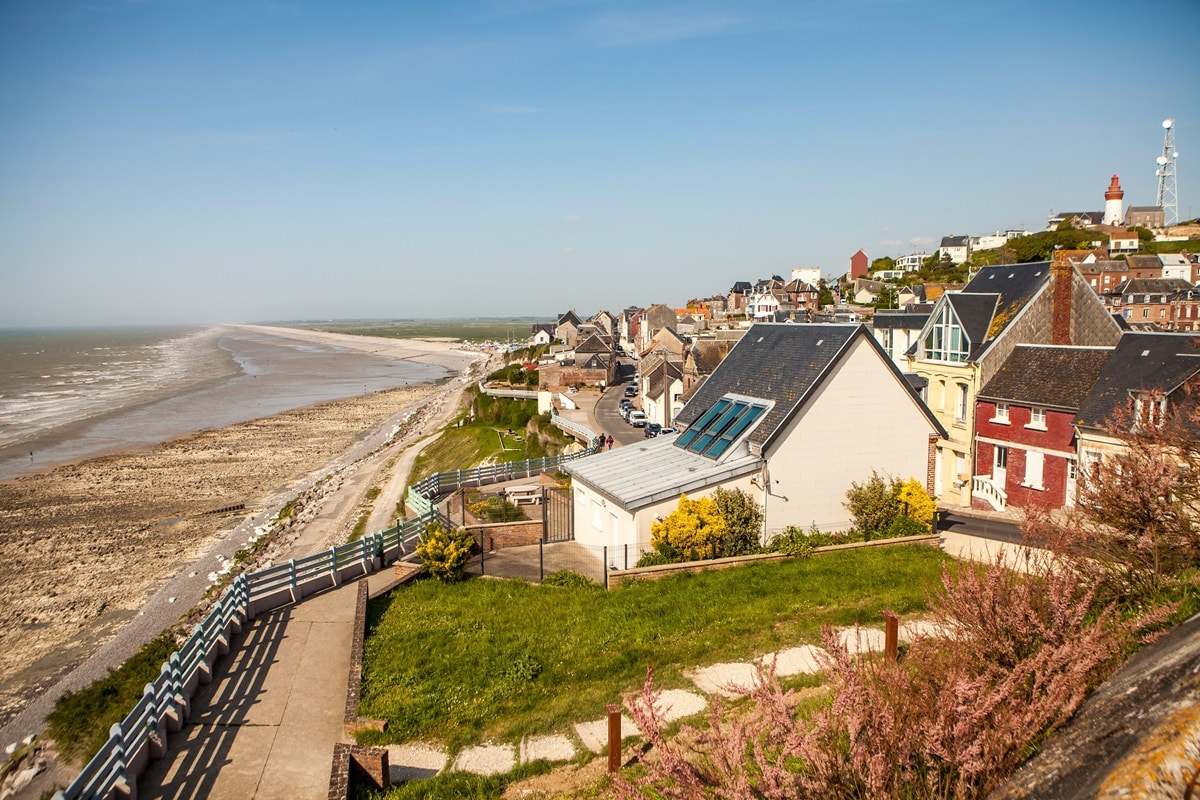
405;419;570;490
358;545;950;751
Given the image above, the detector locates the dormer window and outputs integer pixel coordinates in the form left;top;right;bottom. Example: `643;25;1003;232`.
924;304;969;362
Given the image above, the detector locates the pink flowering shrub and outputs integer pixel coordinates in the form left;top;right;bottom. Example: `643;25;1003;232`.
616;554;1165;800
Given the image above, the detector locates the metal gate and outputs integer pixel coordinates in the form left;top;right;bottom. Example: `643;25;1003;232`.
542;486;574;542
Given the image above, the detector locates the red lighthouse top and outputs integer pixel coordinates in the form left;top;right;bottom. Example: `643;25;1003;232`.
1105;174;1124;200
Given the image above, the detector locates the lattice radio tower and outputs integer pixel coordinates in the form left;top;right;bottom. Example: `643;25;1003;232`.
1156;118;1179;226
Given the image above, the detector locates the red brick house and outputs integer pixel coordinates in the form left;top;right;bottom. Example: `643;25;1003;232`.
850;249;869;281
972;344;1112;512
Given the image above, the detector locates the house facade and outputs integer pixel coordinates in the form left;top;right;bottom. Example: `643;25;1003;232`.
972;345;1112;513
565;324;945;554
1075;332;1200;477
908;262;1122;506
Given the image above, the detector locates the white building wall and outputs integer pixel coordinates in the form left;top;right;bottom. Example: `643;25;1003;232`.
791;267;822;285
760;337;935;535
571;472;760;551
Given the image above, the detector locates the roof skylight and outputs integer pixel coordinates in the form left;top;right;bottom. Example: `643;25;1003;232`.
676;395;770;460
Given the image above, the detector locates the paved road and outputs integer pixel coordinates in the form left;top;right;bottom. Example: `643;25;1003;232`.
595;361;644;447
937;511;1047;547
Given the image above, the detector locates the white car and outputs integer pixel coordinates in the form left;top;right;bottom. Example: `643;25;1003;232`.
629;411;647;427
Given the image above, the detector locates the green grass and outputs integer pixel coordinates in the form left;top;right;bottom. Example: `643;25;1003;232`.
290;318;543;344
47;632;178;762
405;422;556;488
355;760;561;799
358;546;949;751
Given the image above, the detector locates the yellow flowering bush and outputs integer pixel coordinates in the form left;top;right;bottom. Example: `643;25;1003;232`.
415;522;474;582
650;494;728;562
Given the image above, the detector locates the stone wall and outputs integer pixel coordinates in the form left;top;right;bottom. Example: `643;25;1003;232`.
328;742;389;799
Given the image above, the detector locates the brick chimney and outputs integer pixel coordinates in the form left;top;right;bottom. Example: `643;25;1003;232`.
1052;261;1072;345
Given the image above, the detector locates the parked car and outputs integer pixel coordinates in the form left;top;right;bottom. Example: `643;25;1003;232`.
624;386;637;397
629;411;647;427
621;406;633;421
644;423;662;438
659;427;677;436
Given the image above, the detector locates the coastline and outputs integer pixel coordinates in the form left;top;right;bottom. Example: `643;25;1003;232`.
0;331;488;732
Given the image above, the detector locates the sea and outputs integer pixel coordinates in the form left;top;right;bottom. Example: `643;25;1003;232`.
0;325;448;481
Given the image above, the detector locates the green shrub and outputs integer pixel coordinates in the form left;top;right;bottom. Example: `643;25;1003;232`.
883;515;931;539
542;570;601;589
468;496;526;523
416;523;475;582
712;487;764;556
635;550;674;567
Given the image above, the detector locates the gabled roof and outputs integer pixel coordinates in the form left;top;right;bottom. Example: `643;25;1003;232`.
646;360;684;400
945;293;1000;356
940;235;969;248
674;323;944;452
557;310;581;326
1116;278;1191;296
730;281;752;293
687;339;732;374
873;311;931;331
1076;333;1200;431
1127;205;1163;213
575;333;613;354
531;323;556;335
1125;254;1163;270
954;261;1056;360
978;345;1113;411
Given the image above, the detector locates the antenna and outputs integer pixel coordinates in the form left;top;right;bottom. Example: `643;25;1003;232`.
1156;118;1179;226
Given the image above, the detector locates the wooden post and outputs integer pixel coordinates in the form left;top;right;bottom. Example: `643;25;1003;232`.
607;704;621;772
884;611;899;661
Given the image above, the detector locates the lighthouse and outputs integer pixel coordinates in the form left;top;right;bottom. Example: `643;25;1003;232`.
1103;174;1124;226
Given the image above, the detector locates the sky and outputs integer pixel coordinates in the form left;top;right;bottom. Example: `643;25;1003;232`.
1;0;1198;327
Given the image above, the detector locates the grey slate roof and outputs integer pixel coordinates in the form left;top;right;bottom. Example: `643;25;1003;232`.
941;235;969;248
978;345;1113;411
674;323;945;451
956;261;1055;360
1076;332;1200;431
562;434;762;510
872;311;930;331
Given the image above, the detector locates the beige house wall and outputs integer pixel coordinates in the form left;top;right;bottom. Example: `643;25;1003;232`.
762;337;940;533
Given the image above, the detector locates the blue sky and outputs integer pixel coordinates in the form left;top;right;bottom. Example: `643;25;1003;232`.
1;0;1197;326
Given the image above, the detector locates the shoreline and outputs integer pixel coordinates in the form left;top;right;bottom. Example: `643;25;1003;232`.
0;335;489;734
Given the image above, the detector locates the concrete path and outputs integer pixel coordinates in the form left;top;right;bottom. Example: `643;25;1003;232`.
137;570;394;800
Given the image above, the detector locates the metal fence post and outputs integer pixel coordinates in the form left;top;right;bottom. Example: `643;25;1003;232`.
624;543;628;570
539;539;544;582
479;530;485;575
603;546;608;589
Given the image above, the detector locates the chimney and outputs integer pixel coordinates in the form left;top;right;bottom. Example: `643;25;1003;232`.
1052;261;1072;345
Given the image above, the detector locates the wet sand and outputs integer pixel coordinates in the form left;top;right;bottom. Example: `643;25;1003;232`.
0;330;483;727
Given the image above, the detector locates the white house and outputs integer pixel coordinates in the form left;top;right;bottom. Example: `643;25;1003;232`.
938;236;971;265
564;324;945;556
896;253;930;272
790;266;822;286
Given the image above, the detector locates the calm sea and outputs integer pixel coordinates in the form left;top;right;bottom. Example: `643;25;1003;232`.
0;325;447;481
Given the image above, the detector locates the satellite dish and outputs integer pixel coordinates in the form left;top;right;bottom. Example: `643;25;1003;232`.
1158;156;1169;165
1174;151;1180;158
1164;118;1174;129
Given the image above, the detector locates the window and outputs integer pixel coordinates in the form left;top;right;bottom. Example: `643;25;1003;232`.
1024;451;1044;489
1143;308;1149;318
955;384;969;423
955;452;967;480
675;395;769;460
993;402;1010;423
1028;407;1046;429
995;446;1008;470
591;500;604;530
923;304;969;362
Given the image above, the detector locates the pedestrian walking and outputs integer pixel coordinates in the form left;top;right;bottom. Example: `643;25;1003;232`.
606;434;614;450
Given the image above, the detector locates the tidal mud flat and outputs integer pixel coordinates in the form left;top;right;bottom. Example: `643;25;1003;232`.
0;326;488;728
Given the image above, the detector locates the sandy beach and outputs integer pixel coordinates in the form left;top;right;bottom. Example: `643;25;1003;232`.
0;328;485;730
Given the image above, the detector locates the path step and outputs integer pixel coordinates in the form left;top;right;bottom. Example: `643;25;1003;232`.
386;742;448;783
453;743;516;776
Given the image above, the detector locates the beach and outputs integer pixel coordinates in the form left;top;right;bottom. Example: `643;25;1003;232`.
0;325;487;730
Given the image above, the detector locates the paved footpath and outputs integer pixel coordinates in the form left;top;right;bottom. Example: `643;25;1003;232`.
137;570;396;800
